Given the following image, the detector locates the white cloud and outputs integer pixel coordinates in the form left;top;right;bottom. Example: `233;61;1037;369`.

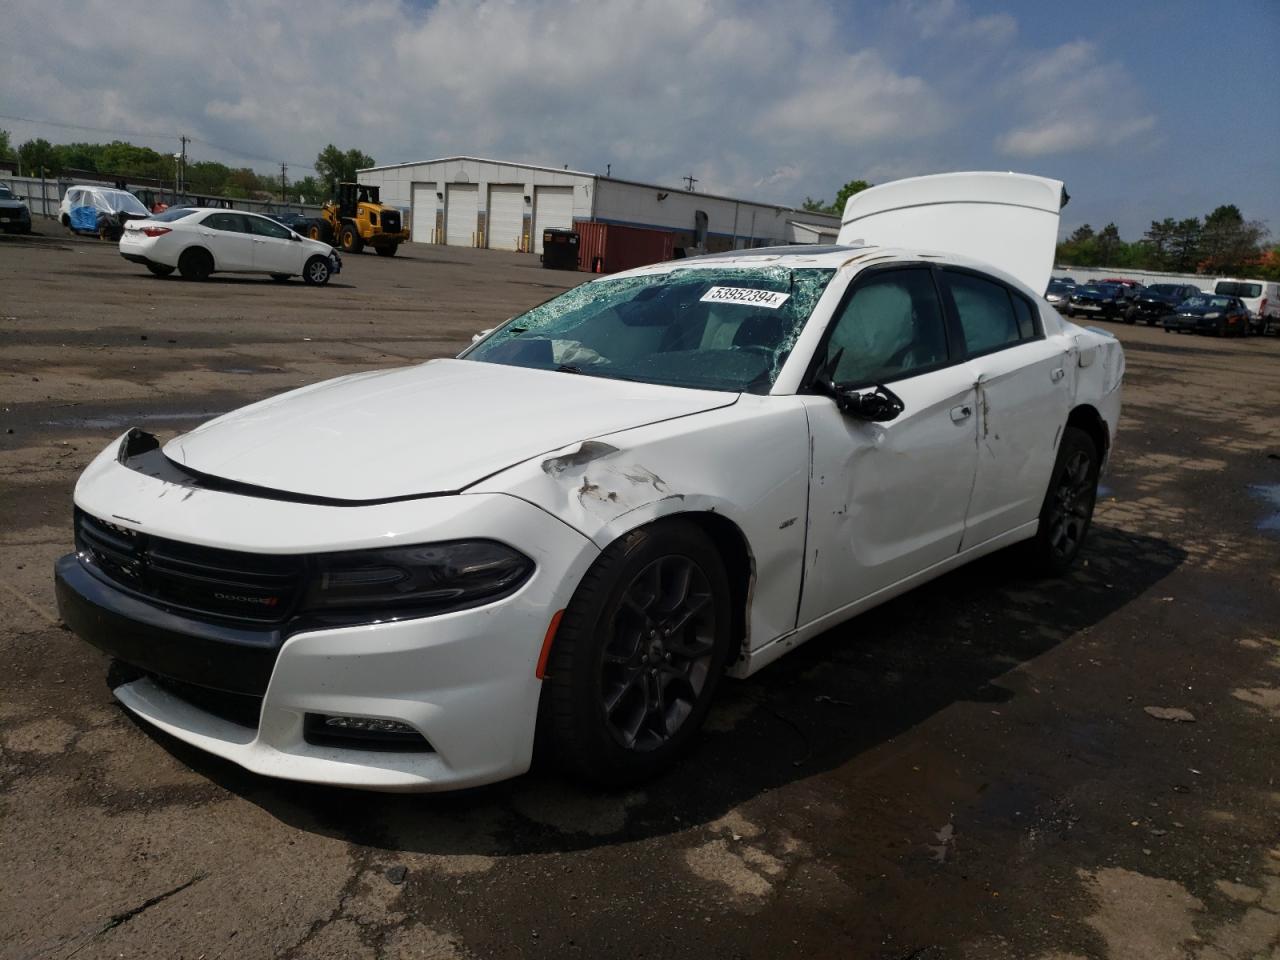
996;40;1156;158
0;1;1153;207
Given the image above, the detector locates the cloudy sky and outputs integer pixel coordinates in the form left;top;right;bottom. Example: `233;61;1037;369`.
2;0;1276;238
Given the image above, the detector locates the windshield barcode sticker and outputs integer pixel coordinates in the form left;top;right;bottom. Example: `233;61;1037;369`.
700;287;791;309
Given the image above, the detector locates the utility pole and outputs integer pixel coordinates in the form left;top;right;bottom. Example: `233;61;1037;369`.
279;161;288;202
178;135;189;196
683;173;698;191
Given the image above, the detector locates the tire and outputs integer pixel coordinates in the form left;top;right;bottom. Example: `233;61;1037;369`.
145;263;175;277
540;520;734;787
1023;426;1100;576
307;224;322;242
340;224;363;254
270;273;290;282
177;248;213;282
1123;307;1136;324
375;243;398;257
302;255;331;286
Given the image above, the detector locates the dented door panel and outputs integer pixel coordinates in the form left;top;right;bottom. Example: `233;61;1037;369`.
797;362;981;627
961;336;1074;548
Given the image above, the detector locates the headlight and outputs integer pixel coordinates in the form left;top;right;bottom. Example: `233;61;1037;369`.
300;540;534;619
1204;312;1221;319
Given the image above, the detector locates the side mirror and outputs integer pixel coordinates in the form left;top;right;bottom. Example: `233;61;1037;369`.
290;232;301;241
819;380;905;422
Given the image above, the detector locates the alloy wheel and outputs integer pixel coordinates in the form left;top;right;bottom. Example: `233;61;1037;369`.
599;555;716;752
1047;449;1094;560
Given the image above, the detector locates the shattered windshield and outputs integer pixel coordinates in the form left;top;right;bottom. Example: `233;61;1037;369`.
464;266;836;393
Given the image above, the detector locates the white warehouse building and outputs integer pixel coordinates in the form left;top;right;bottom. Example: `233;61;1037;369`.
357;156;841;255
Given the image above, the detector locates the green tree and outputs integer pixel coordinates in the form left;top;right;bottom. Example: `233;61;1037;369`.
315;145;375;187
1096;223;1122;264
801;178;872;214
17;138;60;176
290;175;324;202
0;129;12;162
1199;204;1267;274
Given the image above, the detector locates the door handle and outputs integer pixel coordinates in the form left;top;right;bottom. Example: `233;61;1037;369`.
950;404;973;422
1050;367;1065;382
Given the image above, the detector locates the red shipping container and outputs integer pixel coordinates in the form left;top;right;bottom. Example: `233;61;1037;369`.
573;220;676;274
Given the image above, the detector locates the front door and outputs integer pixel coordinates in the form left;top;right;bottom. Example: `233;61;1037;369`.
799;265;980;626
246;214;303;274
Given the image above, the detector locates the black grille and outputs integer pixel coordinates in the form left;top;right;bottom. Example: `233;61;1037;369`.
381;209;401;233
75;509;305;625
153;674;264;729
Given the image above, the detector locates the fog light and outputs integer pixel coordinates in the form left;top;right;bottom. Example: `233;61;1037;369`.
323;715;415;734
304;713;434;752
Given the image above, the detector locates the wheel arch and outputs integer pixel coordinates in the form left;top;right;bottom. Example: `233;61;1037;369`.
1066;403;1109;460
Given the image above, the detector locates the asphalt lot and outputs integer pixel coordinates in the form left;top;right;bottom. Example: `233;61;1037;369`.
2;224;1279;960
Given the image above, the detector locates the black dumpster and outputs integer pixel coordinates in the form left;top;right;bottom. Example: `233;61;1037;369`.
541;229;579;270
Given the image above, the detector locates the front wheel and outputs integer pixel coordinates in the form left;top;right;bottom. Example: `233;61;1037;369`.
1023;426;1099;576
146;263;175;277
540;520;734;786
302;256;331;286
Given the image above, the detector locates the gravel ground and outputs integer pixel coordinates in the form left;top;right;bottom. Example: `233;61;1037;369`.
2;224;1279;960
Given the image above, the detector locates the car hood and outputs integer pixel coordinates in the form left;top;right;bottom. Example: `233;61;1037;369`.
163;359;737;501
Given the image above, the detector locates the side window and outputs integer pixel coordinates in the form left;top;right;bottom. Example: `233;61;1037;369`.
247;216;292;239
1010;293;1038;339
944;271;1029;355
203;213;247;233
818;268;950;386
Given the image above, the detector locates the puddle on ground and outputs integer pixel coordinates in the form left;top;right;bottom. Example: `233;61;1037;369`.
42;411;218;430
1249;483;1280;533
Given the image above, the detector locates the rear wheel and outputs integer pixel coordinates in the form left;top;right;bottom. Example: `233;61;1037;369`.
145;263;175;277
302;255;331;286
375;243;399;257
540;520;733;787
177;248;213;282
340;224;363;254
1023;427;1100;576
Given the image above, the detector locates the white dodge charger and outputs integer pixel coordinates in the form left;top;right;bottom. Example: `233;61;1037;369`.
118;207;342;284
58;173;1123;791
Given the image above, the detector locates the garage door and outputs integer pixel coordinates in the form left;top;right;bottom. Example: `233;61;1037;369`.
445;183;479;247
487;185;524;251
411;182;436;243
533;186;574;254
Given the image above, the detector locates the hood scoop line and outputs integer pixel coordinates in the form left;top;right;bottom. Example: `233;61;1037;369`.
120;433;455;508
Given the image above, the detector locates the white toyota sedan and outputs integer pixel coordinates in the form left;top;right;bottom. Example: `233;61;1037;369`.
118;207;342;284
58;173;1123;791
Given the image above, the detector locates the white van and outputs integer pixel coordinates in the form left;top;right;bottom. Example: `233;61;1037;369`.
1213;278;1280;335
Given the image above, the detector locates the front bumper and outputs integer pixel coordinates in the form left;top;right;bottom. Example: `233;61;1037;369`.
60;446;599;790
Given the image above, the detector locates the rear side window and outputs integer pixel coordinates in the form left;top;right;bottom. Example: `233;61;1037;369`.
943;270;1041;355
1215;281;1262;299
203;212;247;233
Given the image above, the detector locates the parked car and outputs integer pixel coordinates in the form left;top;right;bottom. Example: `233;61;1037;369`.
1214;278;1280;335
59;185;151;239
118;207;342;284
1163;294;1250;336
1051;275;1076;286
267;211;325;240
1129;283;1202;326
56;171;1123;791
1067;282;1132;320
1045;279;1074;310
0;183;32;234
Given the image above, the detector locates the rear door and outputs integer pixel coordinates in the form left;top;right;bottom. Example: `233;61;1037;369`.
938;267;1071;548
197;212;253;271
836;172;1066;294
